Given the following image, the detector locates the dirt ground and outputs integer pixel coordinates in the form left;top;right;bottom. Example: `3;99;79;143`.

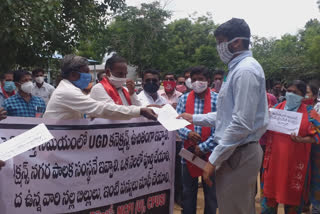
173;175;285;214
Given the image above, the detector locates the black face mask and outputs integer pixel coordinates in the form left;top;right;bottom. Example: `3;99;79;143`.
144;82;159;94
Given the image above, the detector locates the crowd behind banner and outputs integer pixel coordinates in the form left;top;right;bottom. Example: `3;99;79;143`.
0;17;320;214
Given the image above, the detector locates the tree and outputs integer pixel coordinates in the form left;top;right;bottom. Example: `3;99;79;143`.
164;14;220;75
103;2;171;75
300;19;320;68
251;36;279;79
252;18;320;83
102;3;220;77
0;0;124;72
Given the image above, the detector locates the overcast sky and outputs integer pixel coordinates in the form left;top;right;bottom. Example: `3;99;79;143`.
125;0;320;38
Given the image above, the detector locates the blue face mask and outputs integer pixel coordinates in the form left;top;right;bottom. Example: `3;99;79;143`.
285;92;303;111
3;81;16;92
71;72;92;90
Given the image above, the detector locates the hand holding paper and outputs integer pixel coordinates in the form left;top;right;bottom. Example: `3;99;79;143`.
153;104;191;131
290;133;316;144
177;113;193;123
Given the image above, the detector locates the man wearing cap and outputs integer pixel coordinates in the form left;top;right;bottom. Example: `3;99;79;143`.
178;18;268;214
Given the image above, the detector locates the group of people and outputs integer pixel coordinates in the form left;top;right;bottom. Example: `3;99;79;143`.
0;68;55;117
0;17;319;214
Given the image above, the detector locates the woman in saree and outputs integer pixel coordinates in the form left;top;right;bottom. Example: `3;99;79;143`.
261;80;320;214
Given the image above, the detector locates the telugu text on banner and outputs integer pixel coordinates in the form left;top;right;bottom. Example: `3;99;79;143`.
0;117;175;214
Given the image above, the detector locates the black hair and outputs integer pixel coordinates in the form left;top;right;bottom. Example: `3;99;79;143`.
308;82;319;98
13;70;31;83
214;18;251;49
287;80;307;97
0;71;14;80
190;66;211;80
183;68;191;76
213;69;225;78
32;68;45;76
142;69;161;80
164;73;177;80
97;71;106;81
105;55;127;70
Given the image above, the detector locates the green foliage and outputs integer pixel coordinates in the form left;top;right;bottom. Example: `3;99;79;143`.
252;18;320;82
78;2;320;81
301;19;320;67
164;15;221;75
101;4;220;77
0;0;124;72
307;35;320;67
102;2;171;75
2;0;319;83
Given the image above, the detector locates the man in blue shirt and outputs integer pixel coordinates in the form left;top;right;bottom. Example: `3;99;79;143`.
0;72;16;107
179;18;268;214
3;70;46;117
176;66;218;214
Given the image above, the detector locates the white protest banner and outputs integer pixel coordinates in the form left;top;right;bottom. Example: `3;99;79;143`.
267;108;303;135
0;117;175;214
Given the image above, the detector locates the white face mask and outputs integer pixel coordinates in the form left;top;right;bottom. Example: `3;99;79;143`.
21;81;34;94
185;78;192;89
35;76;44;84
192;81;208;94
108;74;126;89
217;37;249;64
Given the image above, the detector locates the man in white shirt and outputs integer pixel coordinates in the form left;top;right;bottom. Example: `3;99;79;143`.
137;70;167;106
31;68;55;104
90;55;141;106
43;55;157;120
159;73;182;109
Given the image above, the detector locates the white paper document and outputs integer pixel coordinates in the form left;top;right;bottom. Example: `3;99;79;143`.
267;108;303;135
0;123;54;161
153;104;190;131
179;148;207;170
149;107;161;115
